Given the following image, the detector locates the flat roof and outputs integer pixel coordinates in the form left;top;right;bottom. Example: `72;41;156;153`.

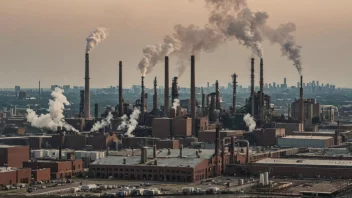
280;135;332;140
255;158;352;167
91;156;203;168
0;167;18;172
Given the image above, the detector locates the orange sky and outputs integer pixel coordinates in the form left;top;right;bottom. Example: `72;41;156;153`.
0;0;351;88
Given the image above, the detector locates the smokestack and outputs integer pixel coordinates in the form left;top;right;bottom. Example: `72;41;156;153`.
232;73;237;115
215;123;220;176
259;58;264;126
191;55;196;137
207;82;210;94
94;103;99;120
164;56;170;116
59;146;62;160
300;75;304;124
171;77;179;106
330;106;333;122
153;77;158;111
79;90;85;118
179;145;183;158
153;144;157;159
201;88;205;116
335;120;340;145
251;58;255;116
230;136;235;163
119;61;124;117
140;147;147;164
38;81;41;100
140;76;145;125
215;80;220;110
84;53;91;119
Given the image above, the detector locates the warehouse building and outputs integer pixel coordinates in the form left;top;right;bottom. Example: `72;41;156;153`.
90;147;225;183
275;123;304;135
277;136;334;148
246;158;352;179
0;167;31;186
0;145;29;168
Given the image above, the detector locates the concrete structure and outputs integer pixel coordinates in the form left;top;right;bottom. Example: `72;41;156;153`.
291;98;320;128
0;145;29;168
152;117;192;138
90;148;226;183
253;128;285;146
277;136;334;148
155;140;180;149
246;158;352;179
198;130;244;143
275;123;304;135
23;159;83;179
0;167;31;186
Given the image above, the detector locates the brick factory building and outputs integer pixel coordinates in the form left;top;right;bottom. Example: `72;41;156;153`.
198;130;244;142
0;167;31;186
275;123;304;136
90;147;228;183
0;145;29;168
277;135;334;148
152;117;192;138
31;168;51;182
253;128;285;146
243;158;352;179
23;159;83;179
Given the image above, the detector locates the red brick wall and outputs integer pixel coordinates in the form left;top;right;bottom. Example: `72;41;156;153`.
0;171;17;185
32;168;51;182
7;146;29;168
16;168;31;183
71;160;83;174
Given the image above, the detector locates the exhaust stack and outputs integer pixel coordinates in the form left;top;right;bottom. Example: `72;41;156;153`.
259;58;264;126
164;56;170;116
84;53;90;119
119;61;124;116
251;58;255;116
141;76;145;114
215;80;220;110
232;73;237;114
300;75;304;124
153;77;158;111
94;103;99;120
201;88;205;115
191;55;196;136
171;77;179;106
215;123;220;176
79;90;85;118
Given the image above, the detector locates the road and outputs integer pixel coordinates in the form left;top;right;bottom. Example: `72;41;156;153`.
26;183;80;196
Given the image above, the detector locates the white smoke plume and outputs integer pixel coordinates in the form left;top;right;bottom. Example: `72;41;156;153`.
172;99;180;110
139;0;302;76
243;113;256;132
91;112;113;132
26;88;78;133
117;114;129;130
124;108;141;137
85;27;109;53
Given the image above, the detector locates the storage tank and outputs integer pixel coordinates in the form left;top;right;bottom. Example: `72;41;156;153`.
238;179;244;185
264;172;269;186
260;173;264;185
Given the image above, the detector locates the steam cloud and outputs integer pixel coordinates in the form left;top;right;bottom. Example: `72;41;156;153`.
172;99;180;110
243;113;256;132
117;108;141;137
91;112;113;132
26;88;78;133
138;0;302;76
86;27;108;53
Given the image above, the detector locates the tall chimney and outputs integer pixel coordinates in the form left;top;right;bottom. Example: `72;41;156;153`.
179;145;183;158
94;103;99;120
300;75;304;124
230;136;235;164
141;76;145;115
84;53;90;119
119;61;124;116
164;56;170;116
79;90;85;118
201;88;205;116
153;77;158;111
38;81;41;100
259;58;264;126
215;80;220;110
171;77;179;107
232;73;237;115
251;58;255;116
215;123;220;176
329;106;333;122
191;55;196;136
335;120;340;145
153;144;157;159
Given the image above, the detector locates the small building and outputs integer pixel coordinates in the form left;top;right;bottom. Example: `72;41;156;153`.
275;123;304;135
32;168;51;182
152;117;192;138
253;128;285;146
0;167;31;186
198;130;244;143
0;145;30;168
277;135;334;148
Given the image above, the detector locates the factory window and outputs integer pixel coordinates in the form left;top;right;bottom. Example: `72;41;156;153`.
101;168;105;171
109;168;112;171
120;169;123;171
97;168;101;171
131;169;134;172
148;170;152;173
114;168;118;171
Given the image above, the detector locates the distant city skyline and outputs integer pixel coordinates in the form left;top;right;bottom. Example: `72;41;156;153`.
1;0;351;88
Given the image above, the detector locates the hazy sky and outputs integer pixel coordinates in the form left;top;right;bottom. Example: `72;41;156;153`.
1;0;352;88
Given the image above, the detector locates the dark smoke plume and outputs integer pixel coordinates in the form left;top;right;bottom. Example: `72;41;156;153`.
138;0;303;76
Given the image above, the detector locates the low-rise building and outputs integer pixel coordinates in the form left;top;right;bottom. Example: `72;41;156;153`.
0;145;29;168
277;135;334;148
0;167;31;186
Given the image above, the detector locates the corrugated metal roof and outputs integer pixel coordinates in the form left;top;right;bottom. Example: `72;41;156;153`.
280;135;332;140
255;158;352;167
